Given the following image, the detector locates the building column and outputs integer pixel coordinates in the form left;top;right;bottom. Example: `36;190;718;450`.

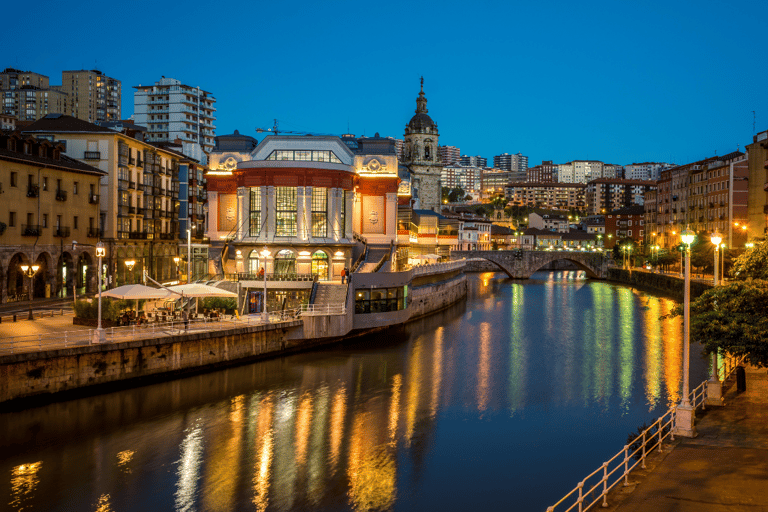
260;186;267;241
352;191;361;236
331;188;342;241
386;192;398;240
236;186;246;241
206;191;218;238
297;186;309;241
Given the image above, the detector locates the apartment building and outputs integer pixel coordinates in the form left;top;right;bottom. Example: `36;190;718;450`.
605;205;645;249
459;155;487;167
585;178;656;215
624;162;672;181
505;181;586;211
134;77;217;154
481;169;511;198
439;145;460;165
0;131;104;302
441;163;482;195
24;114;184;285
746;130;768;237
526;160;556;183
61;70;121;122
0;68;67;121
494;152;528;180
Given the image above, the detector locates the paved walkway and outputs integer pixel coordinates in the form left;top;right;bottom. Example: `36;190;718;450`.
604;366;768;511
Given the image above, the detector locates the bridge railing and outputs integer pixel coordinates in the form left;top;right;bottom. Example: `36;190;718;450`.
411;259;466;276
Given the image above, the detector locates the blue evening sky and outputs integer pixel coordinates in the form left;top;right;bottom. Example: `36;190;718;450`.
7;0;767;166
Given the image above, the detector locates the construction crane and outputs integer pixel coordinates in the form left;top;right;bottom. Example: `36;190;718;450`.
255;119;335;137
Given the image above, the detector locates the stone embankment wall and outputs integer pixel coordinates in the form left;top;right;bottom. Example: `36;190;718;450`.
408;273;467;320
463;259;580;272
0;321;304;404
608;268;712;299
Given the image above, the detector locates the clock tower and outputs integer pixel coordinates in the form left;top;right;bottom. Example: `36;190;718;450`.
403;78;442;212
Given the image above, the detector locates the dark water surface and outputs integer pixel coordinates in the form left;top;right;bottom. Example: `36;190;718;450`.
0;272;708;512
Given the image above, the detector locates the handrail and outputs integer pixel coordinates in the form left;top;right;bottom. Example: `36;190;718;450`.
411;259;466;276
351;241;368;273
298;303;346;316
547;352;744;511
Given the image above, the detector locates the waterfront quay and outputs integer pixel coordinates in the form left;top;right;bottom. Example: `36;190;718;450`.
0;260;467;405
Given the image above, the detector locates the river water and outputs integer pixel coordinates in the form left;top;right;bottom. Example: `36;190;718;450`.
0;271;708;512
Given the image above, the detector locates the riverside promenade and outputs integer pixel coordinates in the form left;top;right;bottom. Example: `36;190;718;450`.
603;365;768;512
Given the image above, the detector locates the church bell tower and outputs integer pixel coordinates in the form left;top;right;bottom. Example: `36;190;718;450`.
403;78;442;212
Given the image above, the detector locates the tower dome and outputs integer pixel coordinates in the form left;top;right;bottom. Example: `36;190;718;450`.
406;77;437;134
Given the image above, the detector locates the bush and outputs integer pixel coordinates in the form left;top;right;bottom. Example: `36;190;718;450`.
201;297;237;314
73;298;139;322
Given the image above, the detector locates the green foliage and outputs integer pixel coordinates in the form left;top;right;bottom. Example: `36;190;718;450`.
73;298;125;321
689;235;714;273
202;297;237;314
668;279;768;368
441;186;466;203
730;240;768;280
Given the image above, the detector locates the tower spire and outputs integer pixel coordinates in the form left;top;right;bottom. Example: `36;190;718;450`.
416;76;428;114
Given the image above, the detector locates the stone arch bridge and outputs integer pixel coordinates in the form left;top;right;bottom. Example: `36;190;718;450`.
451;250;610;279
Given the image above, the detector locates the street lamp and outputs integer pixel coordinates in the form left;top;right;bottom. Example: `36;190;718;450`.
125;260;136;284
260;246;270;323
94;241;106;344
187;228;192;284
20;263;40;320
173;256;180;283
710;231;722;286
675;227;696;437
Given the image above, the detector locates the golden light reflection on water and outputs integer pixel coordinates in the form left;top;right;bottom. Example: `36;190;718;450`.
477;322;491;413
347;410;396;512
389;374;402;443
94;493;113;512
643;299;663;408
295;391;314;470
175;421;203;512
9;461;42;511
329;385;347;472
201;395;245;512
430;327;443;418
618;289;636;411
661;299;683;406
404;338;423;447
252;393;275;512
116;450;134;474
307;385;330;507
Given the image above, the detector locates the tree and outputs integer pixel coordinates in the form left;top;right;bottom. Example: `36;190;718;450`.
730;240;768;280
668;280;768;368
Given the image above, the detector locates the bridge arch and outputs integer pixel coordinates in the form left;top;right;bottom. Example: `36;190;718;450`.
451;250;609;279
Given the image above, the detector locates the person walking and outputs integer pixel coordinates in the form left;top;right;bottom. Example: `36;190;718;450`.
340;267;346;284
182;310;189;331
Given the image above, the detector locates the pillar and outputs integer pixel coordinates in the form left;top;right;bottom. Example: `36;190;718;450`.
331;188;342;241
266;186;275;239
236;186;246;241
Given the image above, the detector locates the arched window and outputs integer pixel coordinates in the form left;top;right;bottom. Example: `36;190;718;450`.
248;250;261;274
274;249;296;276
311;251;329;281
424;144;431;160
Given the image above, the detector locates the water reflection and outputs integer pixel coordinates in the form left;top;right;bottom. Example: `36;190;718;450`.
0;272;706;512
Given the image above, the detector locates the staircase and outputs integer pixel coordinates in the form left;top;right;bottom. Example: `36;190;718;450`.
312;282;348;306
356;245;391;273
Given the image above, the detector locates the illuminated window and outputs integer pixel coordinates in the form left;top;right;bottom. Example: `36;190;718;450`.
311;188;327;238
275;187;296;236
249;188;261;236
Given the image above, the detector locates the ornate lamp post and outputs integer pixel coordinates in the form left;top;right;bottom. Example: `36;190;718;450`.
675;227;697;437
125;260;136;284
260;246;270;323
20;263;40;320
94;241;106;344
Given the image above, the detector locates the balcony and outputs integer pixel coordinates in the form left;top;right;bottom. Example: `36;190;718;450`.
89;193;99;204
128;206;136;214
53;226;70;237
144;209;154;219
129;231;147;240
128;181;137;190
158;233;174;240
87;227;101;238
137;159;143;168
56;189;67;201
27;184;39;198
83;151;101;160
22;224;41;236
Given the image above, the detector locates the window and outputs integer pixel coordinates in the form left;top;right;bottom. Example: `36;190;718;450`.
274;249;296;275
9;212;15;227
311;188;327;238
275;187;296;236
339;190;347;238
249;188;261;236
42;214;48;227
11;172;17;187
74;216;78;229
73;182;78;194
42;177;48;191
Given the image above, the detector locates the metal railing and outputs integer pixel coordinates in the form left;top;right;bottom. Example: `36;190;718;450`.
411;259;466;276
0;314;303;355
298;303;346;316
546;352;745;512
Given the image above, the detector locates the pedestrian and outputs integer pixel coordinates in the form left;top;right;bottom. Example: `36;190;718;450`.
340;267;346;284
258;266;265;278
182;310;189;331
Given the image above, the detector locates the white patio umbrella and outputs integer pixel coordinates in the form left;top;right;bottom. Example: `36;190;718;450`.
102;284;173;300
166;283;237;297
